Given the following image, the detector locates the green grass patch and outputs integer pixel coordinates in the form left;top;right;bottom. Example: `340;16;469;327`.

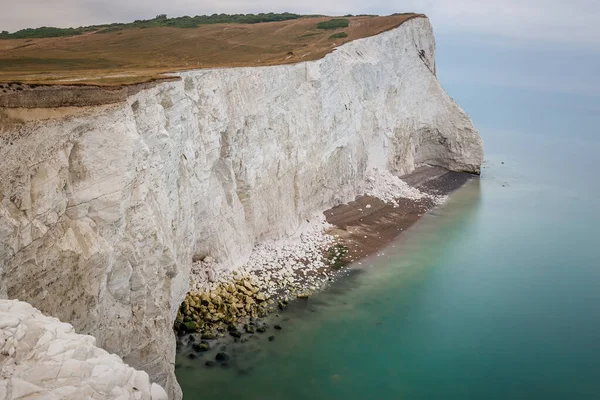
316;18;350;30
297;32;322;39
329;32;348;40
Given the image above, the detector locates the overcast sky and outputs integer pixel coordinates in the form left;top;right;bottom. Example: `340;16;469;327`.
1;0;599;49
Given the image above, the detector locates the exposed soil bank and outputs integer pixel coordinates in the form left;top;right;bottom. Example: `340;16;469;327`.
0;78;177;108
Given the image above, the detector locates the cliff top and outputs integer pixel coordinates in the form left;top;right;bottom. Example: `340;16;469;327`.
0;13;424;88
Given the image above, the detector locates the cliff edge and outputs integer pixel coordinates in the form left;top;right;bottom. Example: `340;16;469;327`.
0;16;483;398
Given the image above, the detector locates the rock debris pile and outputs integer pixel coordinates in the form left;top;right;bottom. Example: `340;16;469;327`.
364;167;442;206
178;218;346;336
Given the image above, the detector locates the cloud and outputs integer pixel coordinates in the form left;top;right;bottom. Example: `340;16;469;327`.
1;0;599;49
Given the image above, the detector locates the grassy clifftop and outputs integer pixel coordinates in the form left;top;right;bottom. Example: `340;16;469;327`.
0;13;423;87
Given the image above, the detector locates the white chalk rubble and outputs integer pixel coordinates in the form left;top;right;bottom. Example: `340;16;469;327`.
191;216;336;297
364;167;446;206
0;300;167;400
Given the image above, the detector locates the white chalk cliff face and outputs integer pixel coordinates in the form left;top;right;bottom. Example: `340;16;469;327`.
0;17;483;398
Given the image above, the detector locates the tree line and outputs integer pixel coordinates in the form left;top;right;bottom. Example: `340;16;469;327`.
0;12;310;39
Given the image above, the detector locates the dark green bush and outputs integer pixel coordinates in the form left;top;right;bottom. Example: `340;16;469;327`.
329;32;348;40
316;18;350;30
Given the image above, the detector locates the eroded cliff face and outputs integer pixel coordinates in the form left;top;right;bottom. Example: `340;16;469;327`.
0;17;483;398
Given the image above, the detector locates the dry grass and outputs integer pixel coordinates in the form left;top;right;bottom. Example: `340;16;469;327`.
0;14;423;86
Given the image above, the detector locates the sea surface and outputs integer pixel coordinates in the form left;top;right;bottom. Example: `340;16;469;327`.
176;58;600;398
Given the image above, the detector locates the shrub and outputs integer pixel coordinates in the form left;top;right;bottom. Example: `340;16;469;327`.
297;32;322;39
329;32;348;40
316;18;350;30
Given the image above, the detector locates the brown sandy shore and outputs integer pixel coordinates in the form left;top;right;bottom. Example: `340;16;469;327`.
326;166;475;262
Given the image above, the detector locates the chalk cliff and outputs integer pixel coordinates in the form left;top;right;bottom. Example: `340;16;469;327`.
0;17;483;398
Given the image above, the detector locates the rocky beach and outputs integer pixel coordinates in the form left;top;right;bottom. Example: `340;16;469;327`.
175;166;476;369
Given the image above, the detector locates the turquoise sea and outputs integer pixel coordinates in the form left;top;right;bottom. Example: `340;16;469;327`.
177;44;600;399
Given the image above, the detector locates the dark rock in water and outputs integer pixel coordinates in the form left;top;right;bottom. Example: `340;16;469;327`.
176;340;183;350
274;325;282;330
227;324;238;332
268;336;275;341
188;335;196;342
244;324;255;334
256;325;267;333
216;352;230;362
193;342;210;352
220;362;230;368
205;361;216;368
201;332;217;340
188;353;197;359
229;330;242;338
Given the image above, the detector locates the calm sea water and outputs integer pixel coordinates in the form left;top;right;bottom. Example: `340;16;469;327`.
177;78;600;398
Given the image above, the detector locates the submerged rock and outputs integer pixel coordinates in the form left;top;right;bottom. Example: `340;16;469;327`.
193;342;210;352
256;325;267;333
202;332;217;340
